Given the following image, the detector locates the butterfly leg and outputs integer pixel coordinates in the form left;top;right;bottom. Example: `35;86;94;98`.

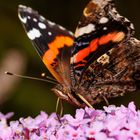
100;94;109;106
56;97;64;117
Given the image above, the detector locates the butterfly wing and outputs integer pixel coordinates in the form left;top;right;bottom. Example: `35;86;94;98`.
71;0;134;83
71;0;140;105
79;37;140;105
18;5;74;85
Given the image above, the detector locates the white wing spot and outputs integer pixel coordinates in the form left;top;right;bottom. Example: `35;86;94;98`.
103;27;107;30
58;25;65;30
27;28;41;40
116;14;122;19
112;7;117;14
48;32;52;36
75;24;95;37
99;17;109;24
48;21;55;26
130;23;134;29
69;31;73;36
33;18;37;22
124;18;130;22
40;16;45;21
19;5;27;9
38;22;46;29
27;16;31;19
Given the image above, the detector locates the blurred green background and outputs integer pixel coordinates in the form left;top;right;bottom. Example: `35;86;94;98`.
0;0;140;119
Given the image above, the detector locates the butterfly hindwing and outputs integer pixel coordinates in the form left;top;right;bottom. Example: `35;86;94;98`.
71;0;134;82
18;5;74;85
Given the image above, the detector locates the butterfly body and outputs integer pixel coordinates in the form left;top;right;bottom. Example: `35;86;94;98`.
18;0;140;107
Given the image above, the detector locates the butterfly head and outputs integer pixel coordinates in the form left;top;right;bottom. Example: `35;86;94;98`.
52;84;85;107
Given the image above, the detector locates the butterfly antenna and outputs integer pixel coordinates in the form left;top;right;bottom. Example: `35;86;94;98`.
5;71;57;84
41;73;57;82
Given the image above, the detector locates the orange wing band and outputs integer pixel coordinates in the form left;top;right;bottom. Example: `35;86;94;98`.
42;36;73;82
74;31;125;64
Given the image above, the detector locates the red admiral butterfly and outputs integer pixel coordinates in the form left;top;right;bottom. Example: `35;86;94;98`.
18;0;140;107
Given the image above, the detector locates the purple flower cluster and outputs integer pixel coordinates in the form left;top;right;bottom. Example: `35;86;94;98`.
0;102;140;140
